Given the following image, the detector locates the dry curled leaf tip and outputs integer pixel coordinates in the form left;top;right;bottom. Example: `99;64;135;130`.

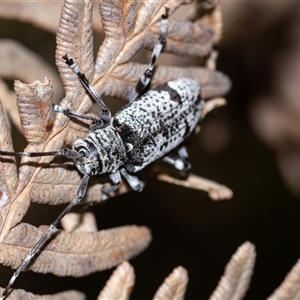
153;266;188;300
98;261;135;300
202;97;226;118
14;78;55;144
209;241;256;300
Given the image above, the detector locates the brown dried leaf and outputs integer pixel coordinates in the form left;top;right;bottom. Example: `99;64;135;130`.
55;0;95;114
0;223;151;277
157;173;233;200
201;4;223;43
14;79;55;145
74;0;230;108
0;79;58;241
267;259;300;300
209;242;256;300
0;39;65;142
205;50;219;71
153;266;188;300
0;1;102;34
0;100;18;242
155;18;214;57
0;0;229;232
95;0;164;75
0;99;17;190
97;261;135;300
64;119;90;146
201;97;227;117
61;212;98;233
151;67;230;100
30;162;130;205
29;162;81;205
0;288;85;300
103;64;231;101
0;0;230;285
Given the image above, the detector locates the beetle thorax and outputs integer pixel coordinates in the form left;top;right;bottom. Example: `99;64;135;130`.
72;127;126;176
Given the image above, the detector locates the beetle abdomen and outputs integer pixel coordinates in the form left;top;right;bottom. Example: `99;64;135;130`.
113;78;204;172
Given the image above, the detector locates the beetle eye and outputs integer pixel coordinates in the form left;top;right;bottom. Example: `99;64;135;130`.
77;147;88;158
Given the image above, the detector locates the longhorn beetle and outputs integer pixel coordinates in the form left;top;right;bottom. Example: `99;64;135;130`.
0;7;220;299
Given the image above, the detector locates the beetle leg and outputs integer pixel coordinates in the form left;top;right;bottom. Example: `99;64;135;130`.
132;7;169;101
101;171;122;200
163;146;191;171
62;54;111;130
52;104;99;122
120;168;145;192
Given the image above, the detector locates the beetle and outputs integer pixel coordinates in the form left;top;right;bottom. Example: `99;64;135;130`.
65;75;203;199
0;7;221;299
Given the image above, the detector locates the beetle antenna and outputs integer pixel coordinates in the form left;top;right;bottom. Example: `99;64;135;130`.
0;173;90;300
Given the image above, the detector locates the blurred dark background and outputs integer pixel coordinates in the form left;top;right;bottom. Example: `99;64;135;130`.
1;2;300;299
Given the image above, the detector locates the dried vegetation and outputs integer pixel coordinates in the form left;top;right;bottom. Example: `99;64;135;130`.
0;0;297;299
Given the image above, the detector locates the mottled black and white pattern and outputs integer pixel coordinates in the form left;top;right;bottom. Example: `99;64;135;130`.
0;8;207;299
113;78;203;172
72;127;126;175
68;77;203;184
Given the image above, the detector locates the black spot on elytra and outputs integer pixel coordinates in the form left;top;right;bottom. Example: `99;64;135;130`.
155;82;182;103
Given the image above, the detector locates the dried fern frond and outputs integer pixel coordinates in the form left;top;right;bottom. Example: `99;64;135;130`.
153;266;188;300
0;223;151;277
97;261;135;300
0;288;85;300
3;239;300;299
0;1;102;34
61;211;98;233
267;259;300;300
0;0;230;243
0;0;231;297
157;172;233;200
209;241;256;300
95;246;300;300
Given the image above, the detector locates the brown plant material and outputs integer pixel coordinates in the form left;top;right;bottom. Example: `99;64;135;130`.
101;246;300;300
0;288;85;300
209;241;256;300
0;1;102;34
0;0;230;242
153;266;188;300
0;223;151;277
0;39;64;117
201;4;223;44
0;0;231;297
267;259;300;300
97;261;135;300
95;246;300;300
1;242;296;299
61;211;98;233
157;173;233;200
201;97;227;118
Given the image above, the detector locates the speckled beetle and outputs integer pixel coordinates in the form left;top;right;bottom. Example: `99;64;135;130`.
0;8;214;299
